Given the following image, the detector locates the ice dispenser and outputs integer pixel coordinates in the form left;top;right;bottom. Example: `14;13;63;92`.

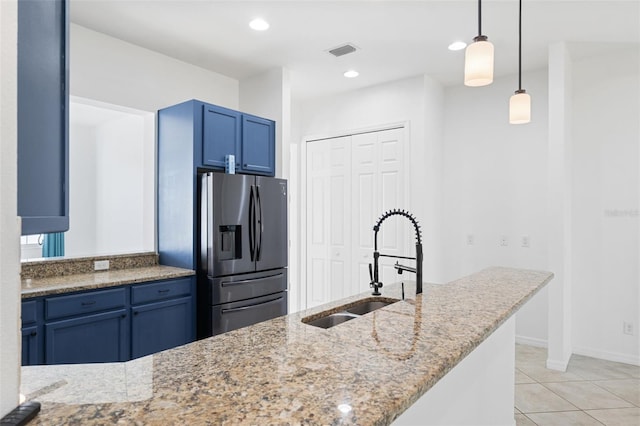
218;225;241;260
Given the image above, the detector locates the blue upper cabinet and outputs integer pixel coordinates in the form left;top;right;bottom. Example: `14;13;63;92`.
17;0;70;235
242;114;275;175
203;105;242;169
198;102;275;176
158;100;275;270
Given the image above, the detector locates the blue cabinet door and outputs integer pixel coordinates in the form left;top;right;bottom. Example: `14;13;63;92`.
21;325;40;366
45;309;129;364
202;105;241;169
241;115;275;176
131;296;194;359
17;0;69;235
21;299;42;365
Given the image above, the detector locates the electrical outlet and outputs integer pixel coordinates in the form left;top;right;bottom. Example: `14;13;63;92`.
500;236;508;247
94;260;110;271
466;234;474;245
521;236;530;248
623;322;634;336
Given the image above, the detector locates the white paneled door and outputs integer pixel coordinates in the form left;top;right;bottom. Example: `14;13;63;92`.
305;127;406;308
306;136;352;307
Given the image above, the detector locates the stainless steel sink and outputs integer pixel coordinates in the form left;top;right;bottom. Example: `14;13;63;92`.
302;297;399;329
303;313;359;329
345;299;396;315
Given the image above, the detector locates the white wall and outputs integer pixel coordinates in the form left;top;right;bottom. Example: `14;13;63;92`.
571;47;639;364
422;75;445;283
70;24;239;112
0;0;20;417
442;68;550;344
65;124;98;257
95;114;148;254
65;104;154;258
297;75;427;142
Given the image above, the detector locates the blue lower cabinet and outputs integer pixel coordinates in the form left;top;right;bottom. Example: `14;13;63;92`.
21;325;40;366
45;309;129;364
131;296;193;359
21;299;42;366
22;277;195;365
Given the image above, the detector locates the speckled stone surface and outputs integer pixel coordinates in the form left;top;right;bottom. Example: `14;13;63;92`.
22;265;195;299
21;252;159;279
21;267;553;425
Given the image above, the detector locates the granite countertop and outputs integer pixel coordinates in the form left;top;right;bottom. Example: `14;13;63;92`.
22;265;195;299
21;267;553;425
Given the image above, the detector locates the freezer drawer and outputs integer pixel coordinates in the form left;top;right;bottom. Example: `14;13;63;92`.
212;292;287;336
209;269;287;304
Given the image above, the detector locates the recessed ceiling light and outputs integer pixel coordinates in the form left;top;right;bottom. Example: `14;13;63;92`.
249;18;269;31
344;70;359;78
448;41;467;51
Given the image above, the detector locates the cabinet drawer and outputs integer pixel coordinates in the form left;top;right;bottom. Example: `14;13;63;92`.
45;287;126;320
131;278;192;305
22;300;37;325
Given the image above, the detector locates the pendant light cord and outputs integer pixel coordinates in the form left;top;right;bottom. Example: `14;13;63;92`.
518;0;522;91
478;0;482;36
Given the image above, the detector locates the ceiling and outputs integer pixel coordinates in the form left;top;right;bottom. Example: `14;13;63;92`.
70;1;640;100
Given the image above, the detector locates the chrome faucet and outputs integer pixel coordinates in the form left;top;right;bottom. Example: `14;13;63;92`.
369;209;423;296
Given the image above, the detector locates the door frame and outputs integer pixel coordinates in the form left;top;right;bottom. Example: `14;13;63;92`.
297;121;412;312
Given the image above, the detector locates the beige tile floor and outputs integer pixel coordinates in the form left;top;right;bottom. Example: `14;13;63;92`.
515;344;640;425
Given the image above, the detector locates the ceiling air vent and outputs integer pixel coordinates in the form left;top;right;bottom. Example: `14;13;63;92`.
328;43;358;57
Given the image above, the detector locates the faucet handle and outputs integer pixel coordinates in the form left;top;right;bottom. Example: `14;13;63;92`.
368;263;373;282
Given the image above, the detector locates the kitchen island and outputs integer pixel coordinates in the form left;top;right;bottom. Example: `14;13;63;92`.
20;267;552;425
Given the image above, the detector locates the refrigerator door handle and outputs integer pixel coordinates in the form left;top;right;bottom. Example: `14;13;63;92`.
201;173;214;275
256;185;263;261
249;185;255;261
221;295;284;314
220;272;284;287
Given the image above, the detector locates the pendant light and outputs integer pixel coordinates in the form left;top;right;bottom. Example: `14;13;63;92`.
464;0;494;87
509;0;531;124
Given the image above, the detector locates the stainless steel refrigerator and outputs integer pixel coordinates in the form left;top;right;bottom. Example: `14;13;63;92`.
198;172;287;338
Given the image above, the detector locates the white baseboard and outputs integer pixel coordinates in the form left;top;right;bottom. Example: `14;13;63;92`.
546;358;570;371
573;345;640;366
514;336;640;366
515;336;569;371
515;335;547;348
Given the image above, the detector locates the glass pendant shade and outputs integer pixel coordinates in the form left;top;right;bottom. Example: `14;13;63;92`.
464;37;494;87
509;90;531;124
